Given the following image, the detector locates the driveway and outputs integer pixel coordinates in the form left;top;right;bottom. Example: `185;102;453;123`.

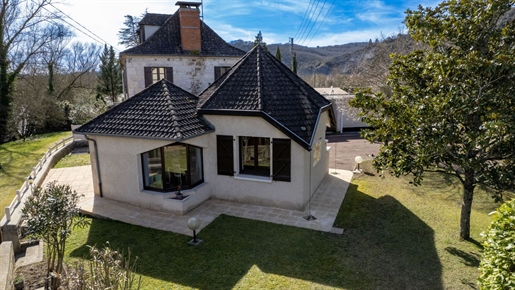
327;132;380;170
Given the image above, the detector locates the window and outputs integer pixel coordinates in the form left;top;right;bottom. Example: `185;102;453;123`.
141;143;203;191
214;66;231;81
240;136;270;176
216;135;291;181
216;135;234;176
144;67;173;87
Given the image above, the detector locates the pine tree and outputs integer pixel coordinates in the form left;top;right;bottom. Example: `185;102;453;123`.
253;31;268;51
117;15;141;48
275;46;282;62
97;45;122;103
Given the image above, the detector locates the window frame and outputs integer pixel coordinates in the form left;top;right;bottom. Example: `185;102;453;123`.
144;66;173;87
216;135;291;182
239;136;271;177
141;143;204;192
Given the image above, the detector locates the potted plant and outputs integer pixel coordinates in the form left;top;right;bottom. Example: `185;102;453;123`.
13;275;24;290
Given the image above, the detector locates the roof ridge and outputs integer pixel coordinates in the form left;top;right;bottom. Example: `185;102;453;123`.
257;46;262;111
199;46;258;108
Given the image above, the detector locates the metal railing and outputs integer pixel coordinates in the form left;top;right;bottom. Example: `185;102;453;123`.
4;136;73;221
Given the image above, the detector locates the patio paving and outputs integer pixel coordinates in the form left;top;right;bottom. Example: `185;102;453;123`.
44;166;354;236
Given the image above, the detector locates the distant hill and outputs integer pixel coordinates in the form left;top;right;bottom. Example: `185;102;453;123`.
229;40;370;76
229;7;515;83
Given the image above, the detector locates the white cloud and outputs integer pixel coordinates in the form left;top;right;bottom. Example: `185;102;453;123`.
306;27;403;47
256;0;309;15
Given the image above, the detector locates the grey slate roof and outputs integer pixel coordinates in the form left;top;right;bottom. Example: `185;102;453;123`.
122;11;245;57
139;13;171;26
74;79;212;141
198;45;332;150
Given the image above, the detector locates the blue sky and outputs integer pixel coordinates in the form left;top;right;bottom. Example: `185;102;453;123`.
58;0;440;52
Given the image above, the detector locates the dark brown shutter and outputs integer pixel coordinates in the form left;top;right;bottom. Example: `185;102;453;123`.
273;139;291;182
214;67;221;81
217;135;234;176
144;67;152;87
165;67;173;83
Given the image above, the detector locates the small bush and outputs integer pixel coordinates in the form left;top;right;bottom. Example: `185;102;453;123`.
478;200;515;289
63;243;141;290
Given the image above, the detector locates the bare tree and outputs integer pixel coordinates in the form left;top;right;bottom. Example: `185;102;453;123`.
0;0;64;142
10;39;101;139
352;31;425;94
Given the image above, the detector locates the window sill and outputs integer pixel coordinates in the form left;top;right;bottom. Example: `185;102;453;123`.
234;174;273;183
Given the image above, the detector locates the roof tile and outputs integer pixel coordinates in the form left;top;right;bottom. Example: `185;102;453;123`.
122;12;245;57
198;45;331;149
74;80;212;140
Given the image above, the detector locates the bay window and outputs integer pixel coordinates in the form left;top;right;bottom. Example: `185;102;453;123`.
142;143;203;191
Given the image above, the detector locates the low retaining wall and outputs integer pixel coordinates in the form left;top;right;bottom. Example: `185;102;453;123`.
0;241;14;290
0;138;87;254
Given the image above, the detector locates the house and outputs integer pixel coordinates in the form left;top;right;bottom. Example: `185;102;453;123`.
315;87;369;132
75;44;334;215
120;1;246;98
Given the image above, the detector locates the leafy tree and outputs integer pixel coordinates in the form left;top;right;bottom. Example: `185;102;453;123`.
0;0;64;143
22;181;89;289
118;14;142;48
97;45;122;103
351;0;515;240
478;199;515;289
275;46;282;62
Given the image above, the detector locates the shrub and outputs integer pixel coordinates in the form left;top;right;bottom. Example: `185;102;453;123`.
63;243;141;290
22;181;88;289
478;200;515;289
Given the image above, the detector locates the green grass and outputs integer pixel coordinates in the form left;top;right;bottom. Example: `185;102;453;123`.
64;160;503;289
54;153;91;168
0;132;71;210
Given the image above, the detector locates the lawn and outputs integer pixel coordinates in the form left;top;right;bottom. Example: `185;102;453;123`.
63;161;502;289
53;152;91;168
0;132;71;210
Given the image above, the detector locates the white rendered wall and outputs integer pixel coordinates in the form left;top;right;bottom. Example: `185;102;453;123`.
85;113;330;213
308;111;331;198
123;55;241;96
203;115;329;211
87;134;210;214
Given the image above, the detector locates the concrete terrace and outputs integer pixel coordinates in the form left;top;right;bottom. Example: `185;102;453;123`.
44;166;353;236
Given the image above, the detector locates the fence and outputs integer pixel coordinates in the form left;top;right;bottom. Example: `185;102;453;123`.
3;136;73;222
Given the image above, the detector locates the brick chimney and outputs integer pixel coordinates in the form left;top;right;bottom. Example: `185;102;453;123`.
176;1;202;51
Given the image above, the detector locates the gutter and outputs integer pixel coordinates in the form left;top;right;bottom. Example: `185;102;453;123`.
85;135;103;197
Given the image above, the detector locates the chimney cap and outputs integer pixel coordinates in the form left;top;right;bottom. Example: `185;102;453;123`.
175;1;202;8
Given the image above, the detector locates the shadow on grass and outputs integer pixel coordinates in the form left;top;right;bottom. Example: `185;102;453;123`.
67;186;443;289
445;247;481;267
334;184;444;289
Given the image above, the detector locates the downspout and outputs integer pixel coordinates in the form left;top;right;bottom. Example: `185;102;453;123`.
85;135;103;197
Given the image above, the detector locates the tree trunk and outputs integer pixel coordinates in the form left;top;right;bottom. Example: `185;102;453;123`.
460;169;475;240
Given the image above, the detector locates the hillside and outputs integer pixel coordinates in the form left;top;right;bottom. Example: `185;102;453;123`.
229;7;515;86
229;40;370;76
